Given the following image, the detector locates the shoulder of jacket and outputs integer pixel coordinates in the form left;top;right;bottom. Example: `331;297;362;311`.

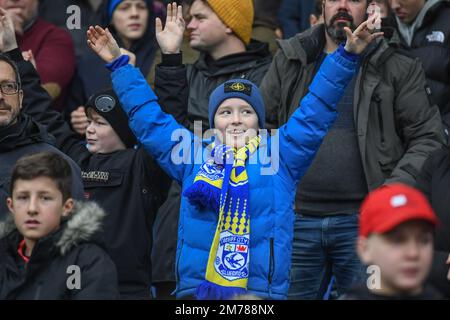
0;215;16;239
276;25;325;63
426;0;450;19
390;49;421;65
376;44;422;70
34;17;72;40
276;36;306;63
56;201;106;256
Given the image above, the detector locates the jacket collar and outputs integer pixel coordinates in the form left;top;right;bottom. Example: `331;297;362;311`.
193;40;271;77
277;24;326;65
0;114;54;152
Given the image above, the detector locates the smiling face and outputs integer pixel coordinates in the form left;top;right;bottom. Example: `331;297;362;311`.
85;109;126;154
0;61;23;128
111;0;149;44
358;220;434;296
390;0;425;24
323;0;367;44
213;98;259;149
7;176;73;244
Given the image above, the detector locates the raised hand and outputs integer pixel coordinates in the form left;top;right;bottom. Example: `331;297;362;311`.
155;2;185;54
4;7;23;36
343;12;384;55
71;106;89;136
0;8;18;52
87;25;121;63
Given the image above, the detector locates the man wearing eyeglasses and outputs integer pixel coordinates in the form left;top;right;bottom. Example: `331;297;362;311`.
0;64;22;126
0;12;84;219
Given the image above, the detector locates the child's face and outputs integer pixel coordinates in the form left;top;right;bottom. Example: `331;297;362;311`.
112;0;148;42
86;110;126;154
358;220;434;295
213;98;259;149
7;176;73;242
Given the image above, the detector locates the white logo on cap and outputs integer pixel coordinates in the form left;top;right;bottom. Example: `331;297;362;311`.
390;194;407;208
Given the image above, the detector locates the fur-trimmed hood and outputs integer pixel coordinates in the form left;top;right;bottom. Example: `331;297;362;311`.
0;201;106;255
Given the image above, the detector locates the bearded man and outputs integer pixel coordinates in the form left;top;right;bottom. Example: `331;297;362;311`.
260;0;444;299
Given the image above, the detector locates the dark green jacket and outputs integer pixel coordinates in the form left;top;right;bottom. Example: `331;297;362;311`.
260;24;445;191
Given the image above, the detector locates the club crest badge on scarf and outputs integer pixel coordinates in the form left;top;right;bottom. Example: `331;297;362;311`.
215;230;250;281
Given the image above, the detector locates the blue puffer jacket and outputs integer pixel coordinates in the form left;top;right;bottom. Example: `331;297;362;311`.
111;47;358;299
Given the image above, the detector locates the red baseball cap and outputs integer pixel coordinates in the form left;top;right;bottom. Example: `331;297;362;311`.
359;183;439;237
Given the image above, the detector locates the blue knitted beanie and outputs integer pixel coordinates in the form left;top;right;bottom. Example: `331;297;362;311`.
107;0;152;23
208;79;265;129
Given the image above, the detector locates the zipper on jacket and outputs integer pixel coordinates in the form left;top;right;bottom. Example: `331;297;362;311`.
373;94;385;144
268;238;275;286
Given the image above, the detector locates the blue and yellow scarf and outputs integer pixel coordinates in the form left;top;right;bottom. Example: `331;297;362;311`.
184;136;260;300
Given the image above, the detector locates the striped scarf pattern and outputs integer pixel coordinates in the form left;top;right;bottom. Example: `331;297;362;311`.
184;136;260;299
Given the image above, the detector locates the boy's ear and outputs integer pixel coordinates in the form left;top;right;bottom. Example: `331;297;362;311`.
6;197;14;214
62;198;74;217
357;236;372;265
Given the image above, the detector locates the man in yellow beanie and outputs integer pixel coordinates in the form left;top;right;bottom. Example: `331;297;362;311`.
149;1;272;298
155;1;271;132
204;0;254;45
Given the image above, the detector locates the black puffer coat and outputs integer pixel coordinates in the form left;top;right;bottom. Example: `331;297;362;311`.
0;201;120;299
395;0;450;128
416;146;450;298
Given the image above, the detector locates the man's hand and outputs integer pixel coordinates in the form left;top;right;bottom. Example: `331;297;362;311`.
71;106;89;136
0;8;18;52
155;2;185;54
87;25;121;63
4;7;24;35
344;12;383;55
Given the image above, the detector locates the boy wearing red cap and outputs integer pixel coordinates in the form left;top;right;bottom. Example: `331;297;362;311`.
343;183;442;299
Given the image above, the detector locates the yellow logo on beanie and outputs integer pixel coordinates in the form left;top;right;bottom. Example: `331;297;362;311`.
230;82;246;92
224;82;252;96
